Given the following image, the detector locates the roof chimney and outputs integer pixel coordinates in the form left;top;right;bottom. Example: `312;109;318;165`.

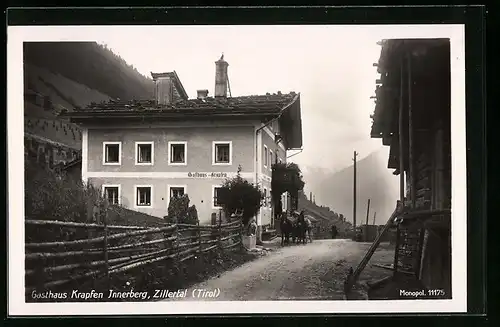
151;73;174;105
214;53;229;98
197;89;209;100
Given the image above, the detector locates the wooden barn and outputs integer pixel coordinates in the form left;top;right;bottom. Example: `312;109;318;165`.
370;38;452;295
346;38;452;299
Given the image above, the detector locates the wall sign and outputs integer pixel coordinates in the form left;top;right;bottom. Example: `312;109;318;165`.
187;172;229;178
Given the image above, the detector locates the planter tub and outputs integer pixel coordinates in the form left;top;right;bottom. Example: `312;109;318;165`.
243;235;256;250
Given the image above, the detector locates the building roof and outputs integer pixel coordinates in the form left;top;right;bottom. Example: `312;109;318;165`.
150;71;189;100
370;38;450;140
65;92;297;116
60;93;300;125
25;118;82;150
61;157;82;171
25;132;80;151
369;38;451;170
60;92;303;150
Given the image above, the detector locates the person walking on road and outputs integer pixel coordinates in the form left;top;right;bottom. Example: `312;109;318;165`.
304;214;313;242
331;225;338;239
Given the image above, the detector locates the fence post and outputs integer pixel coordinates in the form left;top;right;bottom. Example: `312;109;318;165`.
86;198;94;239
197;219;202;260
102;204;110;289
239;218;244;251
217;211;222;250
174;224;180;274
393;225;401;278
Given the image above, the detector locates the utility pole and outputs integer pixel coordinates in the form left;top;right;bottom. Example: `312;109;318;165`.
353;151;358;228
373;211;377;225
365;199;371;226
365;199;371;242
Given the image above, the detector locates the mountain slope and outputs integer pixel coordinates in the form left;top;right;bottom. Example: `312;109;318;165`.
24;63;112;115
24;42;154;102
302;148;399;225
23;42;155;151
298;191;352;237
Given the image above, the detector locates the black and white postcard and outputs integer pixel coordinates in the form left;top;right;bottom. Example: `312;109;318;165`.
8;23;467;315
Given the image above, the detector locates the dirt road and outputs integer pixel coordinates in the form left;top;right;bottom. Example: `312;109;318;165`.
167;239;392;301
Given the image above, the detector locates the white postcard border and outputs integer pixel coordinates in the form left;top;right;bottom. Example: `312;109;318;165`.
8;24;467;315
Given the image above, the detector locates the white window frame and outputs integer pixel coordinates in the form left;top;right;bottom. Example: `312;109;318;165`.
263;145;268;168
269;150;274;169
102;184;121;205
168;141;188;166
212;141;232;166
102;141;122;166
134;185;153;208
135;141;154;166
212;185;224;209
167;184;187;209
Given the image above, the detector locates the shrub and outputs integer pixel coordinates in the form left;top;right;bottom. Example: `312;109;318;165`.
164;194;199;225
218;165;263;226
25;158;102;223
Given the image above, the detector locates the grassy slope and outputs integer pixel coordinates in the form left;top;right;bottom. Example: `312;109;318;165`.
23;42;154;151
25;63;112;112
23;42;154;102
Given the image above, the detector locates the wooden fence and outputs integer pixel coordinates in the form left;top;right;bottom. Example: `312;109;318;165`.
25;216;244;294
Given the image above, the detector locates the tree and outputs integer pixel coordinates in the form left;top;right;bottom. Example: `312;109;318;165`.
164;194;199;225
271;162;306;213
218;165;264;226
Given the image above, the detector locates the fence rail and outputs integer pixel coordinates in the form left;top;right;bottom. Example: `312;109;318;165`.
25;217;243;293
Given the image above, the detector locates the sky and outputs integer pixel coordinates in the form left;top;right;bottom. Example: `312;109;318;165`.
8;25;467;309
93;25;457;176
86;24;462;219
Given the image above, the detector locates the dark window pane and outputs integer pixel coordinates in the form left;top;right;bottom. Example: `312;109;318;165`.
216;144;230;163
105;187;119;205
170;187;185;199
137;187;151;206
214;187;223;207
105;144;120;163
138;144;152;163
171;144;185;163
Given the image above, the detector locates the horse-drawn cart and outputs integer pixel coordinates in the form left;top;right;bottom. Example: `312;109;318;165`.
279;211;313;246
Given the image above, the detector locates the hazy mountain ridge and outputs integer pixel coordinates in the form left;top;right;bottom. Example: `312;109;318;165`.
302;148;399;225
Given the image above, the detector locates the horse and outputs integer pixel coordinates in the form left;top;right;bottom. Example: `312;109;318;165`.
294;220;307;244
294;211;308;244
280;213;293;246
